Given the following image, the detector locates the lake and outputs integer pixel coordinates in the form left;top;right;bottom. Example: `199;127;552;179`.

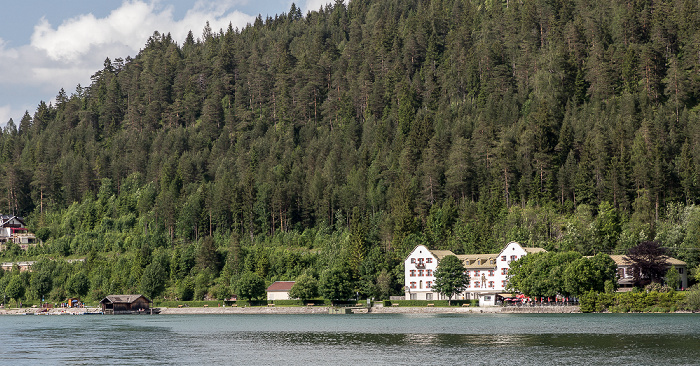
1;313;699;365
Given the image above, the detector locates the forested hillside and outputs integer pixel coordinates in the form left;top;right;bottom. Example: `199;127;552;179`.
2;0;700;302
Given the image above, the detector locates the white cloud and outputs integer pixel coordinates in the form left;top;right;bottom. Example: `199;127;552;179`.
0;105;12;125
0;0;256;126
30;0;255;62
302;0;347;13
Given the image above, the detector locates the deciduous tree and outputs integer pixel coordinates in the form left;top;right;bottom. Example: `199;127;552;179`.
236;271;266;301
624;241;669;287
432;255;469;305
289;273;319;301
319;265;354;304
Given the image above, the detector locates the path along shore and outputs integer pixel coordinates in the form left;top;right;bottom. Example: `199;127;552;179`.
0;305;581;315
156;304;581;315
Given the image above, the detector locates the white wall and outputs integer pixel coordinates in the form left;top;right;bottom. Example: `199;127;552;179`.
494;242;529;292
404;245;439;300
266;291;291;301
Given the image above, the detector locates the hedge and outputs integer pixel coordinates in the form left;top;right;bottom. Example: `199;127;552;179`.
154;300;223;308
580;290;687;313
386;300;478;307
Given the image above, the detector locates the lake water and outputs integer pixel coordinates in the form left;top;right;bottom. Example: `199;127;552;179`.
1;313;699;365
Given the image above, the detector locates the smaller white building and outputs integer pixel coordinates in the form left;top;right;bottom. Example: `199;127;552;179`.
610;255;688;290
266;281;295;301
0;215;37;251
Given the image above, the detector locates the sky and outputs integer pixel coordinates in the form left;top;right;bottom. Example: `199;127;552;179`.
0;0;340;126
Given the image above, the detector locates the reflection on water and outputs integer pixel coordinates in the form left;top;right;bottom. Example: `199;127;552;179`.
2;313;700;365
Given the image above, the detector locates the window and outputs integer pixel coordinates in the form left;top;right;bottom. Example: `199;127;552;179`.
501;256;506;261
426;293;433;300
427;269;433;276
426;258;433;263
679;268;684;274
501;268;508;275
411;258;416;263
488;270;495;276
510;255;517;261
474;281;480;288
502;280;507;287
418;270;424;277
488;281;494;288
410;293;417;300
474;270;480;277
426;281;432;288
418;258;424;264
410;270;416;277
410;282;416;289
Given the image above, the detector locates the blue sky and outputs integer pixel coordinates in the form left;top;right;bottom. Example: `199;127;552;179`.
0;0;338;126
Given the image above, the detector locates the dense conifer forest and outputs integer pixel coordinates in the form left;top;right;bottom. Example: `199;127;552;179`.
2;0;700;303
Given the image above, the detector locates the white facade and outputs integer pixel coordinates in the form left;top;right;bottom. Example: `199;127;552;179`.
265;281;295;301
0;215;36;249
404;242;545;302
404;245;443;300
266;291;292;301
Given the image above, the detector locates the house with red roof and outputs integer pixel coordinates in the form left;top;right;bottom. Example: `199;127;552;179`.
266;281;295;301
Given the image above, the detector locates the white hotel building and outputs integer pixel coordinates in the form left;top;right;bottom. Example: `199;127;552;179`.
404;242;545;305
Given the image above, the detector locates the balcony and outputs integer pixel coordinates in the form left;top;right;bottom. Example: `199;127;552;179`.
414;262;425;269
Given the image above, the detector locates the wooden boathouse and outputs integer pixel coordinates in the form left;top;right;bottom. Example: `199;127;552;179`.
100;294;153;314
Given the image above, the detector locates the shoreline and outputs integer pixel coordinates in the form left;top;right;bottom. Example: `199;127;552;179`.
0;305;582;315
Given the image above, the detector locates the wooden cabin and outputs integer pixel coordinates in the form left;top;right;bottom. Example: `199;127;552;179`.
100;294;152;314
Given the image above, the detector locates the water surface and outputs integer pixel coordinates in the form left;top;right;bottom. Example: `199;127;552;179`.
1;313;698;365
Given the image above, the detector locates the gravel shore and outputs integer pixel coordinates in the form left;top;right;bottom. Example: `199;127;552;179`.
0;305;581;315
0;307;102;315
157;305;581;314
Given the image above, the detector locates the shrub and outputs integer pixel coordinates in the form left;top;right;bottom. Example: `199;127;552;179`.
682;285;700;311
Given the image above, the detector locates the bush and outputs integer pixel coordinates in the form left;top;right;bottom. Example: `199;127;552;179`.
35;227;52;242
177;278;195;301
682;285;700;311
233;300;270;307
579;291;599;313
270;300;304;306
580;289;689;313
